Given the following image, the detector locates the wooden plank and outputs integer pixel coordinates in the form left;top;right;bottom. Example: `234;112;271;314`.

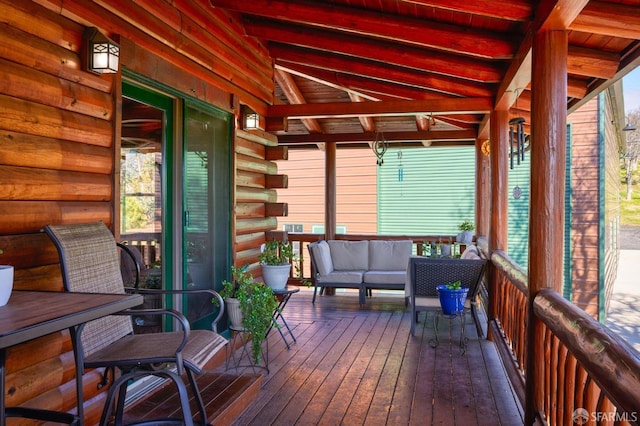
0;165;112;201
0;201;111;235
0;95;112;147
0;131;112;174
0;21;111;93
0;59;113;120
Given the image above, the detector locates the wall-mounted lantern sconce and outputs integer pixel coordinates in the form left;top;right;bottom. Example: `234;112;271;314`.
84;27;120;74
242;105;259;130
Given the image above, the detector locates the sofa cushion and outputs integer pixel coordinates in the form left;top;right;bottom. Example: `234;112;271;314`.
313;240;334;276
317;270;365;284
369;240;413;271
328;240;369;271
461;245;480;260
364;270;407;285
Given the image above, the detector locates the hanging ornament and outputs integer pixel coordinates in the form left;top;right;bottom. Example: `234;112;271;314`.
397;150;403;182
372;131;388;166
513;186;522;199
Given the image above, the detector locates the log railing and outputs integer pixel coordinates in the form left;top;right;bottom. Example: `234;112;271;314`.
489;250;640;425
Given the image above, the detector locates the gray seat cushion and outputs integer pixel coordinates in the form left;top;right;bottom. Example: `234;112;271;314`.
364;270;407;285
317;270;365;284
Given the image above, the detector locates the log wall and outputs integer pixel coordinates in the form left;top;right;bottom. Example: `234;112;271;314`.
0;0;277;422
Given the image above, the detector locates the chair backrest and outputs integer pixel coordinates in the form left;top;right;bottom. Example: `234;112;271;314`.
45;222;134;355
410;257;487;299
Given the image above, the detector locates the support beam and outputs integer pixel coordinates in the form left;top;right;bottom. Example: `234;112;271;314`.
274;69;324;134
399;0;533;22
570;0;640;39
277;129;477;144
325;143;337;241
526;28;568;425
267;98;492;120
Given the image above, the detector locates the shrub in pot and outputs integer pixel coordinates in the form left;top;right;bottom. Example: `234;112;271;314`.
436;280;469;315
220;265;278;364
456;220;475;244
258;240;295;290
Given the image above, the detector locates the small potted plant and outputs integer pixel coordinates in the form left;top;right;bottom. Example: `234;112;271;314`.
220;265;278;365
436;280;469;315
0;248;13;306
457;220;475;244
258;240;295;290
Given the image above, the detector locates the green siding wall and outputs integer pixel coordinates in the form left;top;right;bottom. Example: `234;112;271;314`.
507;155;531;267
377;147;476;236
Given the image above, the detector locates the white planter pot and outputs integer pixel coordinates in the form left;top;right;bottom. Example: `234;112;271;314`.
225;297;243;329
261;263;291;290
0;266;14;307
457;230;474;244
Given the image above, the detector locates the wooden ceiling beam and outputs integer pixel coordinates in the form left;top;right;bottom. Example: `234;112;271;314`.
494;0;590;111
568;46;619;79
348;93;376;132
570;1;640;39
274;69;323;134
398;0;533;22
211;0;517;59
275;64;380;101
277;62;449;101
267;98;493;120
269;43;495;98
244;19;505;83
277;129;478;144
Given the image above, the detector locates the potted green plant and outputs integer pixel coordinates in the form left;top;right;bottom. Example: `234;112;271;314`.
258;240;295;290
436;280;469;315
220;265;278;364
456;220;475;244
0;248;13;306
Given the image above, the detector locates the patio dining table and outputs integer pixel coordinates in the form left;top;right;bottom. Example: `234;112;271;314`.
0;290;143;425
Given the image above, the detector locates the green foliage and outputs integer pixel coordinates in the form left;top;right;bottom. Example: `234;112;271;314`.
220;265;278;365
458;220;475;231
446;280;462;290
258;240;295;265
620;166;640;226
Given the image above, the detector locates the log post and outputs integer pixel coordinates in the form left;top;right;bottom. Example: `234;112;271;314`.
526;29;568;425
475;137;491;238
488;108;509;335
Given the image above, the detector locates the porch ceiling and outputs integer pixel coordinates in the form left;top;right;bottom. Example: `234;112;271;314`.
209;0;640;148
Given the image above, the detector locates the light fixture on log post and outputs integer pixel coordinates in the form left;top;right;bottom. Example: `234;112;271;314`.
242;105;259;130
84;27;119;74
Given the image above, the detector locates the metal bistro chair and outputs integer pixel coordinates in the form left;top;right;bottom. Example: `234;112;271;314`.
45;222;227;426
407;256;487;337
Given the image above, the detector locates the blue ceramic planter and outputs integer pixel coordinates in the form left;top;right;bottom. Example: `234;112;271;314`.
436;285;469;315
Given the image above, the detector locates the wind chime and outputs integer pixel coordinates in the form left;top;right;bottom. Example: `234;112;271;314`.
509;90;526;199
372;131;388;166
509;117;526;169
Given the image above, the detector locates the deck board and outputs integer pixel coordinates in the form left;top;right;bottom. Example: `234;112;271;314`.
128;288;523;425
223;288;523;425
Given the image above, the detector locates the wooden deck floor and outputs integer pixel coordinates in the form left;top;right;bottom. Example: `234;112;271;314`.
219;288;524;426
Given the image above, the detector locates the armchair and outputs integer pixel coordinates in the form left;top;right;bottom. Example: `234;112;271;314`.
45;222;227;425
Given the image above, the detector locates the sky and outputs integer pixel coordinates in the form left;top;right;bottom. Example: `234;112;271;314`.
623;67;640;114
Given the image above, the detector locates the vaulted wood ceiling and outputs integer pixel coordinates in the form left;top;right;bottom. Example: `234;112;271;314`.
209;0;640;149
